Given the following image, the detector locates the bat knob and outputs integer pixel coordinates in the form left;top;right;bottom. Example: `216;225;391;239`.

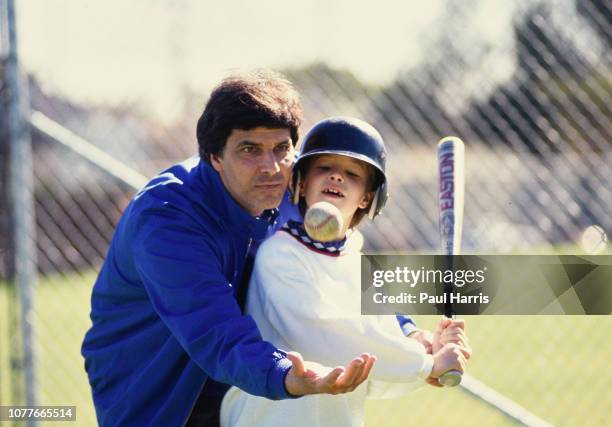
438;369;462;387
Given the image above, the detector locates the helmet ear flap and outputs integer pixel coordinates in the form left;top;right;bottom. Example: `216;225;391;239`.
291;170;301;205
368;181;389;219
368;189;380;220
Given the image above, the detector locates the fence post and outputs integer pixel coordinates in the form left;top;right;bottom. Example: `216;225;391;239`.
0;0;13;411
3;0;38;421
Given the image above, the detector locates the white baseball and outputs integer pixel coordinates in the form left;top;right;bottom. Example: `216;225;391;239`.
304;201;344;242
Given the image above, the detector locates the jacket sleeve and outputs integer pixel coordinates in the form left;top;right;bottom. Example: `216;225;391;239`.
252;238;433;385
132;207;292;400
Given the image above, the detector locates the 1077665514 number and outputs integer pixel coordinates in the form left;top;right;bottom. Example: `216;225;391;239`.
0;406;76;421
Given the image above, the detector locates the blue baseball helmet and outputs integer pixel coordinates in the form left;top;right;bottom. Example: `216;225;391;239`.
292;116;388;218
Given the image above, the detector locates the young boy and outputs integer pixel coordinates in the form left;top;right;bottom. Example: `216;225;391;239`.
221;117;470;427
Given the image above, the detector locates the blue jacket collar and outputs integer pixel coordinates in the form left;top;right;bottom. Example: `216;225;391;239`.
197;159;279;240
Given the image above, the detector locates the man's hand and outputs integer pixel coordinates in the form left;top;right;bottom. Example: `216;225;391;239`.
284;351;376;396
432;318;471;358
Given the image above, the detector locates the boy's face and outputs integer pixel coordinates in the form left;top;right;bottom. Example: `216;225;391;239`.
301;154;373;233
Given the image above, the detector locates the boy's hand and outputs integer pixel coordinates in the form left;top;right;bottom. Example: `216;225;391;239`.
433;318;471;358
428;343;469;381
284;351;377;396
409;330;434;354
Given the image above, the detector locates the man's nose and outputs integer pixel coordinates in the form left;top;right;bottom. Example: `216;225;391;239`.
260;151;281;175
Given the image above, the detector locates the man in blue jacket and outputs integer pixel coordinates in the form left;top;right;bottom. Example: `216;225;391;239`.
81;71;375;426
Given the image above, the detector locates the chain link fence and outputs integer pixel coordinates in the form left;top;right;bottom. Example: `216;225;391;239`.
1;0;610;425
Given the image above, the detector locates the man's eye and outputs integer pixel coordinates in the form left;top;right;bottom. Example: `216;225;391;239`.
241;146;256;153
276;144;291;153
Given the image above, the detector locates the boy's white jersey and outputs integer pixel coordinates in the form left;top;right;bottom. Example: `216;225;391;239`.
221;229;433;427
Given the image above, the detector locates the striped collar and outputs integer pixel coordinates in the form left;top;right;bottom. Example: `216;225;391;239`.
282;220;347;256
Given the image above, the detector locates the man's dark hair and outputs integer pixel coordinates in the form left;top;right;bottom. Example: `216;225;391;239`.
196;70;303;162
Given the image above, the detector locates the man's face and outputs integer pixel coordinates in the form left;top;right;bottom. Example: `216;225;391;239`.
301;154;373;233
211;127;294;216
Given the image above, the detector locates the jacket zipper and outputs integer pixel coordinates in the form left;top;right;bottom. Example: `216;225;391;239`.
182;381;206;427
245;238;253;259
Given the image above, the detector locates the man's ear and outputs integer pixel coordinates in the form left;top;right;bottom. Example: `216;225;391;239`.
359;191;374;209
210;153;223;173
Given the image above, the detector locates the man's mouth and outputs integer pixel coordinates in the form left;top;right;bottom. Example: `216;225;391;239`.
255;182;284;190
322;187;344;198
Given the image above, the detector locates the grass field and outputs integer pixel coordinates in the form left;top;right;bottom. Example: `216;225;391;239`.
1;273;97;425
1;273;610;426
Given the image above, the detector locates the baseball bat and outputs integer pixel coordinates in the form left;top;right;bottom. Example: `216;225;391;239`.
437;136;465;387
